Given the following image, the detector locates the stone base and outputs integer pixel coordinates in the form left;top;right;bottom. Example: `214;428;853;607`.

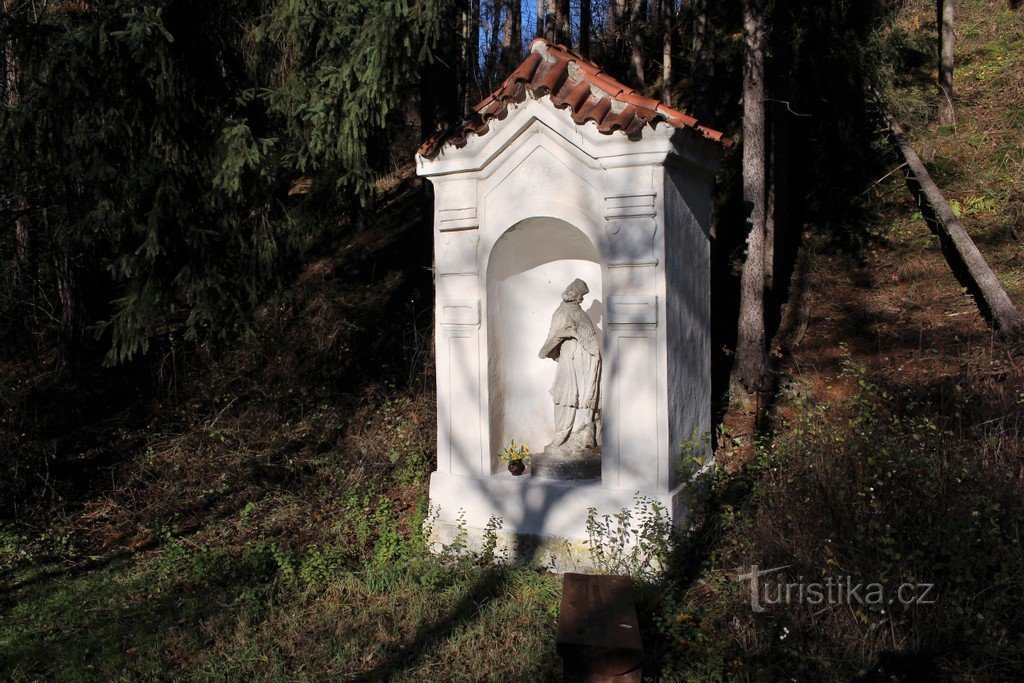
426;471;697;573
427;521;596;572
530;446;601;480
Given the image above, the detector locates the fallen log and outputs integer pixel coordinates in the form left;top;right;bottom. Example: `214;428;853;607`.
881;108;1024;342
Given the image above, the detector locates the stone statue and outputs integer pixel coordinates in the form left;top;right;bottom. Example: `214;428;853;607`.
535;278;601;478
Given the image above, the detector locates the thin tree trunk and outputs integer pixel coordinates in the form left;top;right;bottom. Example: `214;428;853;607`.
937;0;955;125
629;0;646;89
690;0;712;120
764;6;793;336
536;0;544;37
458;1;471;111
502;0;521;70
485;0;503;85
554;0;571;47
544;0;556;42
54;249;86;374
661;0;673;104
580;0;592;56
733;0;768;394
469;0;480;96
3;2;29;293
764;115;775;294
421;1;463;136
13;208;29;290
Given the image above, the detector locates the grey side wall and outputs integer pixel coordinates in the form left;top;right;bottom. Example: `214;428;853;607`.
663;164;713;487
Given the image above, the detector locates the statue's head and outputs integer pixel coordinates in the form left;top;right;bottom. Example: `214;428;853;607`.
561;278;589;303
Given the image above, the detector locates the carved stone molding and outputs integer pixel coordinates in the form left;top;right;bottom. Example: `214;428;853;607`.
439;299;481;327
438;206;479;232
603;193;658;266
604;193;656;219
606;295;658;326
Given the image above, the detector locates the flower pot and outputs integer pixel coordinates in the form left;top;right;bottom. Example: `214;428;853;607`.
507;460;526;476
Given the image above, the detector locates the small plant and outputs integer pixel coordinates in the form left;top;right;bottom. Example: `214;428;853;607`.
501;440;531;476
585;495;674;581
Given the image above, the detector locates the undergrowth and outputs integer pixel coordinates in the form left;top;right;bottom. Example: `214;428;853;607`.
649;357;1024;680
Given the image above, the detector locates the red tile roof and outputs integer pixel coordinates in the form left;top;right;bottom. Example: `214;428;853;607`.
418;38;732;159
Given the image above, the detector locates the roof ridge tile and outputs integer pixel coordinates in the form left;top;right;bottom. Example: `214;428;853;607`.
418;37;732;158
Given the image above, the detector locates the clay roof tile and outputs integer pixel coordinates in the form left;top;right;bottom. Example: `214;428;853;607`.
552;79;593;111
418;38;732;159
573;96;612;126
535;57;570;94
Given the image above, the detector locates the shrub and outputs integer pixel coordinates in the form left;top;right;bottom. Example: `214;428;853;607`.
652;362;1024;679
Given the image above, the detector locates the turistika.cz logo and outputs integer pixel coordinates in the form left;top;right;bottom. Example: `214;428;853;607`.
736;565;936;613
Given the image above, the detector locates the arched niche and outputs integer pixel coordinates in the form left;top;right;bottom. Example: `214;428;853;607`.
486;217;603;473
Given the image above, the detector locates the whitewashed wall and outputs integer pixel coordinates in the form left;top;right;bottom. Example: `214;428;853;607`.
417;92;720;563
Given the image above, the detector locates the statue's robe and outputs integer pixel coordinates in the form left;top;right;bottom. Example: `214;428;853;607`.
539;301;601;452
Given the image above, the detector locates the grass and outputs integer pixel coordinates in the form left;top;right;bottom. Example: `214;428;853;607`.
0;532;563;680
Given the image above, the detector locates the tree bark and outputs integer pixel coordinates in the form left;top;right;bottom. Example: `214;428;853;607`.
457;0;472;111
502;0;521;70
544;0;556;42
54;249;86;374
469;0;480;95
580;0;592;57
485;0;504;83
3;1;30;294
420;8;462;137
690;0;712;120
554;0;571;47
764;115;775;294
661;0;673;105
629;0;646;89
536;0;544;38
937;0;955;125
733;0;768;394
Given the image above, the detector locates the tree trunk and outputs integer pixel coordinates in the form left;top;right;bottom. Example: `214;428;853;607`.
661;0;673;104
764;6;794;337
536;0;544;38
544;0;556;41
420;2;462;133
733;0;768;394
3;2;30;294
13;208;29;291
554;0;571;47
54;249;86;374
629;0;646;89
485;0;503;85
690;0;712;120
469;0;480;96
580;0;592;57
502;0;521;70
764;115;775;294
937;0;955;125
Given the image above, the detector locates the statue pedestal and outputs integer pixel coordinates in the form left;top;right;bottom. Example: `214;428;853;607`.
531;446;601;481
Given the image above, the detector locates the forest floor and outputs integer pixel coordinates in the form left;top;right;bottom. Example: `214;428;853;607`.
2;0;1023;679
